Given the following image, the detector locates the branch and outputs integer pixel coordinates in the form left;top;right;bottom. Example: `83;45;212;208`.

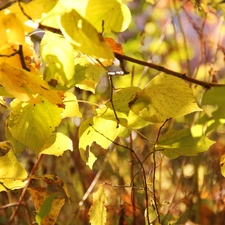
0;45;30;71
7;154;44;225
114;53;225;89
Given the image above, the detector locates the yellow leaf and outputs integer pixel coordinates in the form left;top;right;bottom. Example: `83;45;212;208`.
41;32;76;90
0;147;27;191
41;132;73;156
59;9;114;59
6;0;57;32
61;92;82;118
79;117;119;157
7;99;63;155
0;62;62;104
85;0;131;33
0;11;25;43
89;185;107;225
130;74;202;122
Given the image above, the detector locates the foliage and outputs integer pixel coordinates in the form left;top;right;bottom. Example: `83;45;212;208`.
0;0;225;225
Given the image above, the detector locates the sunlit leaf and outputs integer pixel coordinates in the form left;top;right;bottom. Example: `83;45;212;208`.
129;74;202;123
89;185;107;225
40;132;73;156
28;187;65;225
41;32;76;90
61;91;82;118
0;147;27;191
7;99;63;155
85;0;131;33
59;9;114;59
79;116;120;167
6;0;57;32
156;129;215;159
0;62;62;104
0;11;25;43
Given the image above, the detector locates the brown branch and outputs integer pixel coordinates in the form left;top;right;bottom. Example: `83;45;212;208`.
7;154;44;225
114;53;225;89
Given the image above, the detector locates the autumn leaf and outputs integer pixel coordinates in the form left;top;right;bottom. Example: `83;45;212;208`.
0;147;27;191
0;62;62;104
41;32;76;90
7;99;63;155
85;0;131;33
59;9;114;59
0;10;25;44
28;187;65;225
89;185;107;225
129;74;202;122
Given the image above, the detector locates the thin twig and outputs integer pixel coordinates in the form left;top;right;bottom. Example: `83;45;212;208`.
152;119;170;224
108;75;120;127
7;154;44;225
89;125;151;225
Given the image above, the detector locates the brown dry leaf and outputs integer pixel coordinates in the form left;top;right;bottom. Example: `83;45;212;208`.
28;186;65;225
104;37;124;55
30;174;71;203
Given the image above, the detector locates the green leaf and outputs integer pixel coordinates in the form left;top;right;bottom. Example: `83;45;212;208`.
145;206;157;224
89;185;107;225
0;147;27;191
220;154;225;177
85;0;131;33
129;74;202;123
40;132;73;156
7;99;63;155
59;9;114;59
156;129;215;159
35;193;57;225
41;32;76;90
202;86;225;118
79;116;120;167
